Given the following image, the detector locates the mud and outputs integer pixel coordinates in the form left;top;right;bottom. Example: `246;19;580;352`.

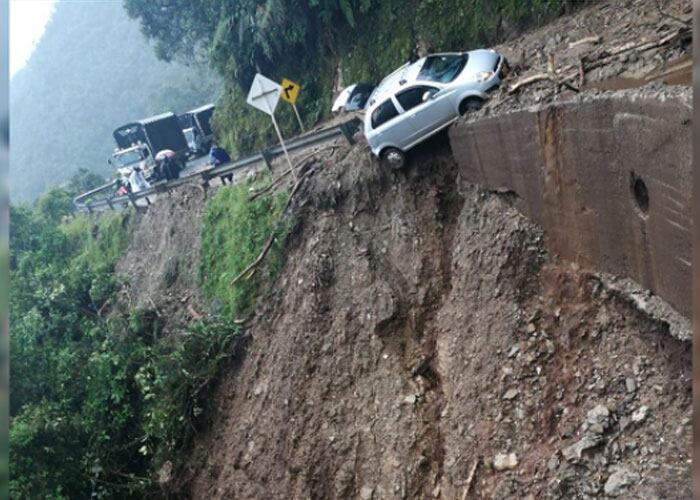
589;54;692;90
161;139;691;499
115;183;208;329
484;0;691;115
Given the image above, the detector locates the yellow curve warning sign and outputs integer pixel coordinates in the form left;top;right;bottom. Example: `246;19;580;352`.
280;78;300;105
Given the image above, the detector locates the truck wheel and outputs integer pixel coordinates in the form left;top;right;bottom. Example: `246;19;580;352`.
380;147;405;170
459;97;484;115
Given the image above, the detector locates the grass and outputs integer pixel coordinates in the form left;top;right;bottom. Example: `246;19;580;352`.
200;180;290;319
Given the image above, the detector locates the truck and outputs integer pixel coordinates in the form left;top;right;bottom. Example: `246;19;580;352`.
109;112;189;176
177;103;215;157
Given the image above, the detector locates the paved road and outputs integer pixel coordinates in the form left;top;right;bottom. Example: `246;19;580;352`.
182;153;212;176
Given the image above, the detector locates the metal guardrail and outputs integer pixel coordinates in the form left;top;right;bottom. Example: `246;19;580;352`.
73;117;362;212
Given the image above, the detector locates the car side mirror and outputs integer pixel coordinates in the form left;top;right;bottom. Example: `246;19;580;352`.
422;91;433;102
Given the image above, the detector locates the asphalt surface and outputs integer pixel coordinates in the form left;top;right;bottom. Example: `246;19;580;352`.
181;153;212;176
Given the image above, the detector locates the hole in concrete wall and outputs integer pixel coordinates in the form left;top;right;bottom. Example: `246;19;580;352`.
630;172;649;216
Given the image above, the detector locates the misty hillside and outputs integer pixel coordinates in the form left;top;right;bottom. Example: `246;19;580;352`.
10;0;222;202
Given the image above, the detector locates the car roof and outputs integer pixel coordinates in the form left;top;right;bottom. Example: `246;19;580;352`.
367;52;465;107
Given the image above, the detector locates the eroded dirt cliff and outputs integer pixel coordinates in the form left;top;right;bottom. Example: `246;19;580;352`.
109;1;692;496
128;136;690;499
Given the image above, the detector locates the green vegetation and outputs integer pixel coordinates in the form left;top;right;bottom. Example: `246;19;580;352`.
11;0;222;202
201;178;289;318
10;204;139;498
11;182;290;497
125;0;580;156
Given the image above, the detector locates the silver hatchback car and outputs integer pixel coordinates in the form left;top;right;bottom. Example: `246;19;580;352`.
364;49;507;167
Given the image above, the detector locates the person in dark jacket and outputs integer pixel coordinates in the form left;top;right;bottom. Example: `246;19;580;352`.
209;142;233;184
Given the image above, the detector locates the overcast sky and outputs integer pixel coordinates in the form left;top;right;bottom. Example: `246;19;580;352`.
10;0;57;78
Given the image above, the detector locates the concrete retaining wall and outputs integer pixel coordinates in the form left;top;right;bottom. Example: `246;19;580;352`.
449;92;692;318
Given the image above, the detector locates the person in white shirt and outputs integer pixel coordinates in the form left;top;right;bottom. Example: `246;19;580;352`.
128;166;151;193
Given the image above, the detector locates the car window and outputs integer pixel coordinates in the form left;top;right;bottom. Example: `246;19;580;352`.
396;86;439;111
418;54;468;83
371;99;400;129
346;84;374;111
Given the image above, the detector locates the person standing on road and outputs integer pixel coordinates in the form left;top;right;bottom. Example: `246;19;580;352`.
128;166;151;193
209;142;233;184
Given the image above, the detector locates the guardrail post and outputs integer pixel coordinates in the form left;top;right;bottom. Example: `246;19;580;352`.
106;198;115;210
200;169;211;192
86;204;93;214
127;191;139;209
339;122;356;145
261;149;274;172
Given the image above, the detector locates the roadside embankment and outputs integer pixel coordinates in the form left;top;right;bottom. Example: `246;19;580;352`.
449;86;691;335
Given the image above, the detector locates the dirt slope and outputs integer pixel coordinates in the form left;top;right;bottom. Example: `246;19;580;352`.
109;1;692;497
163;135;690;499
488;0;691;114
115;184;207;329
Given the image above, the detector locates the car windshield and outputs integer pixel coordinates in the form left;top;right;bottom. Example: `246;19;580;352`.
417;54;468;83
113;149;143;167
346;84;374;111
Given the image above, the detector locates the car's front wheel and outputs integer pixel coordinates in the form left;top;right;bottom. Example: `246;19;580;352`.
459;97;484;115
380;147;405;170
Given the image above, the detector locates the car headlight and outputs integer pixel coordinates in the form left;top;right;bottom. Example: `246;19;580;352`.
476;71;494;82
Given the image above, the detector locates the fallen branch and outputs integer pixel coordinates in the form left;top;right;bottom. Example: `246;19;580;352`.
231;168;315;286
584;28;688;69
568;35;601;49
249;145;336;201
187;304;202;320
648;57;692;81
508;73;550;93
97;298;111;317
655;0;690;26
508;70;580;94
558;79;581;93
460;459;480;500
554;63;577;75
148;298;162;318
230;235;277;286
547;53;555;75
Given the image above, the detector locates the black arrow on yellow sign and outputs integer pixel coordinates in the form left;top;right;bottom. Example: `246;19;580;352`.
284;84;295;100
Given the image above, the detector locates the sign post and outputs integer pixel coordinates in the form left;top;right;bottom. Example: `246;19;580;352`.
247;73;297;179
280;78;304;133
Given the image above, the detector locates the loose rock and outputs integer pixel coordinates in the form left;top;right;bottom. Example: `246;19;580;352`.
631;405;648;423
360;485;374;499
604;465;639;496
503;388;519;400
493;452;519;471
563;436;600;462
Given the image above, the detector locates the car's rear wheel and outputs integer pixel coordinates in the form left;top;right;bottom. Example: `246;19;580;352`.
459;97;484;115
380;147;405;170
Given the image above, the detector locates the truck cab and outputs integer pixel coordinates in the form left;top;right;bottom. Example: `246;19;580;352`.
111;112;189;178
109;143;155;177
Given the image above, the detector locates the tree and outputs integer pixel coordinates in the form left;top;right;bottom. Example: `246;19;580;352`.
35;187;73;223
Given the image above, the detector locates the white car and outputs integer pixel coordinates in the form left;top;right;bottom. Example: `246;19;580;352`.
331;83;375;113
364;49;507;167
